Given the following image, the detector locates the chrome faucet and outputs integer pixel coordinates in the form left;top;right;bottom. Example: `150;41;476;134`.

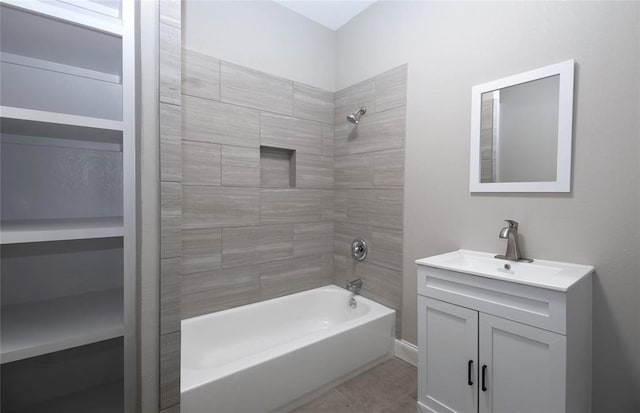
495;220;533;263
346;278;362;294
346;279;363;308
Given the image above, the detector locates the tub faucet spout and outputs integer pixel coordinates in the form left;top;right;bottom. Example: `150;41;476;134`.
346;279;362;309
346;279;362;294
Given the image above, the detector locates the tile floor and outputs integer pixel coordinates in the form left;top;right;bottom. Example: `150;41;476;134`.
290;357;417;413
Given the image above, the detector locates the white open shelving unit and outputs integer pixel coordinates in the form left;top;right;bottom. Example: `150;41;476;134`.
1;288;124;363
0;1;135;412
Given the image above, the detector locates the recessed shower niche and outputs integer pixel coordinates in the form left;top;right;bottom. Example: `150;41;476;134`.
260;146;296;188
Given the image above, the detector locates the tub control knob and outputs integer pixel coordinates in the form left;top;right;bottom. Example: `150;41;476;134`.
351;239;368;261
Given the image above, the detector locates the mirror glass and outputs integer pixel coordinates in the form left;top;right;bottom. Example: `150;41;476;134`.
470;60;574;192
480;75;559;183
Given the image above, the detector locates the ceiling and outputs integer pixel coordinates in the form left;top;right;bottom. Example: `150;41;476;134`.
274;1;376;31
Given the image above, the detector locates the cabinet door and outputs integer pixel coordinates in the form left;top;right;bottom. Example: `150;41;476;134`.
418;296;478;413
478;313;566;413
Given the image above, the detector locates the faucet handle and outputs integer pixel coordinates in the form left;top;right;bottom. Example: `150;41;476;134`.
504;219;519;228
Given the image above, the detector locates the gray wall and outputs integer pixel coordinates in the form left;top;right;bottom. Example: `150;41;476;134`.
182;0;335;91
333;66;407;335
180;51;335;318
336;2;640;410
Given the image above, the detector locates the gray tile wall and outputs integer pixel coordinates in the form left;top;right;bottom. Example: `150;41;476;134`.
159;0;182;411
333;65;407;335
181;50;335;319
162;44;406;411
176;51;407;355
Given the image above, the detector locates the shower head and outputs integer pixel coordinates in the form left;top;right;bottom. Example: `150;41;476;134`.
346;106;367;124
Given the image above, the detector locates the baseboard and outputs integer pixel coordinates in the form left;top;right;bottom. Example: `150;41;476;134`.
394;339;418;367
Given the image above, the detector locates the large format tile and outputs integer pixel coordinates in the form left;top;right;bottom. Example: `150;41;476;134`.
370;189;403;230
261;113;323;155
160;332;180;409
373;149;404;188
322;190;334;221
375;65;407;112
295;154;333;189
160;258;181;335
350;106;406;154
182;266;260;318
335;153;373;189
294;222;333;257
261;189;324;223
378;393;417;413
335;79;376;119
182;49;220;101
182;227;222;275
221;62;293;114
322;123;334;157
333;222;373;257
182;95;259;148
183;186;260;228
160;103;182;182
335;359;415;413
346;189;403;230
333;120;351;156
352;261;402;312
221;145;260;187
292;358;416;413
370;227;403;271
222;224;294;268
161;182;181;259
294;83;334;124
333;189;348;222
344;189;377;228
159;23;181;106
333;253;349;288
182;140;221;186
260;255;332;300
290;389;351;413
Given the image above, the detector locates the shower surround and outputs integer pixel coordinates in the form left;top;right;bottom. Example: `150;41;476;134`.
333;65;407;335
166;47;407;407
180;49;336;319
179;50;406;328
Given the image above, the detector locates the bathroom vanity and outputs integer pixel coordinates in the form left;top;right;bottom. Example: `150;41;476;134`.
416;250;593;413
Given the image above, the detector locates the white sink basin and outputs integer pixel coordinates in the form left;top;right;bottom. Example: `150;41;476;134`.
415;249;593;291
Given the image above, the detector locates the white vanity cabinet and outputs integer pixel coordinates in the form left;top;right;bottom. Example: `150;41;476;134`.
416;250;593;413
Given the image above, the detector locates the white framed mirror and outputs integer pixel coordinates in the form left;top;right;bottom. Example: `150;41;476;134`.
469;60;575;192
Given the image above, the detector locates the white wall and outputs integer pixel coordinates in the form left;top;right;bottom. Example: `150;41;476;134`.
337;2;640;411
182;0;335;91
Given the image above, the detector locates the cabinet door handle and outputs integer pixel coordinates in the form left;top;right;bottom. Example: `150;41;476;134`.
481;365;488;392
467;360;474;386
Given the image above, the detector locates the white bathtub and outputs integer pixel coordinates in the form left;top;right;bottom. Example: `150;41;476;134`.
181;285;396;413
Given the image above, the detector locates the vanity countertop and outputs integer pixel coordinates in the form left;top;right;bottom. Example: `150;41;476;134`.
416;249;593;292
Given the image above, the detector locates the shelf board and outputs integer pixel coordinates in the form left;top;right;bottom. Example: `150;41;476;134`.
1;289;124;364
0;217;124;244
1;106;123;133
0;0;123;37
14;381;123;413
